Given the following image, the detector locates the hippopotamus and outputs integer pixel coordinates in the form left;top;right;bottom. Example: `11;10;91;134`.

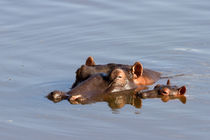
137;79;187;103
71;56;161;88
48;56;161;104
48;67;143;104
48;78;143;108
48;87;143;110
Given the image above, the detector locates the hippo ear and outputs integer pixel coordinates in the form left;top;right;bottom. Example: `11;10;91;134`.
131;62;143;78
167;79;170;86
85;56;96;66
178;86;186;95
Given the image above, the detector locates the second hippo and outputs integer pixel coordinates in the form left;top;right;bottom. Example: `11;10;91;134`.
137;80;187;103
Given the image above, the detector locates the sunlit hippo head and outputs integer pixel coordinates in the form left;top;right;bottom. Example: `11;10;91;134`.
72;56;160;88
68;68;139;104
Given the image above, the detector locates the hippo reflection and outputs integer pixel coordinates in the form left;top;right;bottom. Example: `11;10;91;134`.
103;89;143;109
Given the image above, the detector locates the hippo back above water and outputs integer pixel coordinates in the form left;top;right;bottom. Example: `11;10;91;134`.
72;56;161;88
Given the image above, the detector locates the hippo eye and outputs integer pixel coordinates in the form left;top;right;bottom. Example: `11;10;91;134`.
117;75;122;78
154;84;160;89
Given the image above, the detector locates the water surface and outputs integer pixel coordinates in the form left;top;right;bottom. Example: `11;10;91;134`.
1;0;210;139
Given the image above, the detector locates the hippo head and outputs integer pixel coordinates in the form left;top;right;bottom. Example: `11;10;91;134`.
154;79;186;96
72;56;144;89
138;79;186;98
68;67;140;104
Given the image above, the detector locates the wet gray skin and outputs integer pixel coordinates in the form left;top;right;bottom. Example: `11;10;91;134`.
48;69;138;104
48;87;143;109
68;73;109;104
47;73;109;104
72;63;132;88
69;69;139;104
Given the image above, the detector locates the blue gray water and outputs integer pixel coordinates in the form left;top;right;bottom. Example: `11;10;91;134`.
1;0;210;139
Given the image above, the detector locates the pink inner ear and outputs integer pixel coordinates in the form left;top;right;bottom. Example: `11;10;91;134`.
133;62;143;77
179;86;186;95
167;79;170;85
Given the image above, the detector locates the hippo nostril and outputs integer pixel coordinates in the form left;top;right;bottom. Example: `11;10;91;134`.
53;93;61;99
47;90;66;103
50;91;62;99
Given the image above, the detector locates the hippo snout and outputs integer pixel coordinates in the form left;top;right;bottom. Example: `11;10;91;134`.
68;95;87;104
47;90;67;103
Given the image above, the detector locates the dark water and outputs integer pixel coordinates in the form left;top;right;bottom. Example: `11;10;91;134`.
1;0;210;139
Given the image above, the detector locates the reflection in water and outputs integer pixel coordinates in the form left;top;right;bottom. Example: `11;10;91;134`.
1;0;210;138
103;90;187;110
103;90;142;109
161;95;186;104
47;89;187;110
